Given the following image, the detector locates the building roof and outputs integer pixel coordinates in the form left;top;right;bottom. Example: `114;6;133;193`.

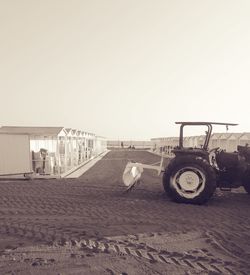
240;132;250;140
211;133;224;140
65;128;72;133
0;126;66;136
219;133;233;139
228;133;243;140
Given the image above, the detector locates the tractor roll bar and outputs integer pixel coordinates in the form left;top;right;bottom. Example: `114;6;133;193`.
175;122;238;150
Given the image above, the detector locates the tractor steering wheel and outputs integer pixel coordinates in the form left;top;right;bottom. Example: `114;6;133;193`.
209;147;220;154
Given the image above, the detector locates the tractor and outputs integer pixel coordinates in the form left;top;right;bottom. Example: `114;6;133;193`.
123;122;250;204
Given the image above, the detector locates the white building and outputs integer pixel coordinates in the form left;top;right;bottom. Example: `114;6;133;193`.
0;126;107;177
151;132;250;156
0;133;32;176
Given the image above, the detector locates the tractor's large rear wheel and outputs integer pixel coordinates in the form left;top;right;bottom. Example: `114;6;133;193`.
163;156;217;204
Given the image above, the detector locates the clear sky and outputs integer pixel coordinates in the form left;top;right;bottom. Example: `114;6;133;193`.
0;0;250;140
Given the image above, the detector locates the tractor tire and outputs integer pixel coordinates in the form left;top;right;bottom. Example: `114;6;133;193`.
162;155;217;204
242;169;250;194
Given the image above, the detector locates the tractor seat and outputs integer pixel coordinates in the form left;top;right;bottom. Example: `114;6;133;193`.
215;151;239;170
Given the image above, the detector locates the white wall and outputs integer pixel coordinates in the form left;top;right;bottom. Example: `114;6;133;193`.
0;134;31;175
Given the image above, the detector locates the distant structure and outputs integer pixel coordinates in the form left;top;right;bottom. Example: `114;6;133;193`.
0;126;107;178
107;140;153;150
151;132;250;156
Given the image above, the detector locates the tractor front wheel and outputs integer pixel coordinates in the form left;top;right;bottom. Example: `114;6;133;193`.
163;156;217;204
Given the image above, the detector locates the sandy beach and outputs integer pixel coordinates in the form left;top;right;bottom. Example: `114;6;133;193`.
0;150;249;274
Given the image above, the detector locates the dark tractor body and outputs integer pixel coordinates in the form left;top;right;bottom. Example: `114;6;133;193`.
162;122;250;204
